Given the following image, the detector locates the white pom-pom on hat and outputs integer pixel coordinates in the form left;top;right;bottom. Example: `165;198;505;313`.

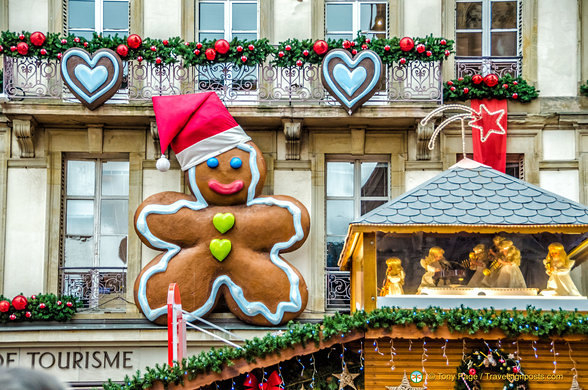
156;154;170;172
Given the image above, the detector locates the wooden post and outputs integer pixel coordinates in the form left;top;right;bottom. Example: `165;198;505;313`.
362;231;377;312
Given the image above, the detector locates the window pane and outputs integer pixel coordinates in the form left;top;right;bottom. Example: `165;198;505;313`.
327;162;354;197
103;1;129;30
199;3;224;31
326;199;354;235
361;200;386;215
491;1;517;29
232;32;257;41
326;3;353;33
456;2;482;29
456;32;482;56
326;33;354;40
67;160;95;196
101;199;128;234
360;4;386;34
69;0;95;30
103;30;128;37
100;235;127;267
64;236;94;267
361;162;388;197
102;161;129;196
232;3;256;31
199;32;224;41
326;236;345;267
69;30;95;40
67;200;94;235
491;31;517;56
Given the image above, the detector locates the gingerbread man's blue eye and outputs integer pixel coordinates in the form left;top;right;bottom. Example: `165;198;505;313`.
207;157;219;168
230;157;242;169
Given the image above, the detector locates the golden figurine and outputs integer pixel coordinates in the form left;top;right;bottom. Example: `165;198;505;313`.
380;257;405;296
417;246;451;293
483;235;506;276
466;244;489;287
540;243;581;296
482;239;527;288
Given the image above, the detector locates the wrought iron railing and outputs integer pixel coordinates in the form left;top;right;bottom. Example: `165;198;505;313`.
455;56;522;78
3;57;443;104
59;267;127;311
325;267;351;311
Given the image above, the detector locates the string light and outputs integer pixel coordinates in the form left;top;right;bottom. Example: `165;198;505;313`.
389;339;396;371
462;339;467;360
422;339;429;386
373;340;384;355
341;344;346;368
310;354;316;389
567;342;578;380
531;340;538;358
278;364;284;389
441;339;449;366
550;340;559;374
231;379;236;390
359;341;364;371
297;357;305;376
409;339;413;352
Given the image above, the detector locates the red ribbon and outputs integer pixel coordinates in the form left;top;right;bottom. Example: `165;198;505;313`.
244;371;283;390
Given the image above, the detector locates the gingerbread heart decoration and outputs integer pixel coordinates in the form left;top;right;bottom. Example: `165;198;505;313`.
60;48;123;110
321;49;384;115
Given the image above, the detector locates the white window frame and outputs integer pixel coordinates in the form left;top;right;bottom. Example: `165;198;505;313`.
66;0;130;37
197;0;259;41
325;0;388;40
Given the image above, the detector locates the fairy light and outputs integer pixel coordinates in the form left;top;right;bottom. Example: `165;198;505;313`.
359;341;364;371
422;339;429;386
373;340;384;355
531;341;538;358
341;344;346;368
462;339;467;360
389;339;397;371
297;357;306;376
310;354;317;389
567;342;578;379
231;379;236;390
278;364;284;389
515;340;520;361
409;339;413;352
441;339;449;366
550;341;558;374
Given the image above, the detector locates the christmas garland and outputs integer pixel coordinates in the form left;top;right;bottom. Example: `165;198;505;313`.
0;31;453;67
102;306;587;390
443;74;539;103
0;293;80;323
580;81;588;97
456;348;528;390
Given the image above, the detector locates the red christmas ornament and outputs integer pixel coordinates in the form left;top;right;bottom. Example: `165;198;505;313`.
184;42;190;46
458;77;464;81
248;44;255;51
484;73;499;87
463;87;469;93
469;368;476;376
30;31;46;46
399;57;406;65
83;42;88;47
237;46;243;52
512;93;518;99
0;46;4;53
513;81;518;85
278;51;284;58
215;39;230;54
40;49;47;55
66;301;73;307
74;37;80;43
0;300;10;312
416;44;426;53
39;303;46;309
193;49;200;55
450;86;456;91
163;40;169;46
31;295;36;300
361;44;368;50
303;49;309;56
19;34;25;40
61;39;67;44
9;314;16;321
16;42;29;55
196;42;203;49
399;37;414;51
137;56;143;62
472;74;483;84
440;39;447;45
351;49;357;55
426;50;432;57
10;46;16;52
285;45;292;51
311;40;328;56
150;45;157;52
351;41;356;47
343;40;352;49
116;44;129;57
241;56;247;63
25;311;32;318
445;50;451;56
296;59;303;67
57;301;62;306
384;45;390;51
502;83;509;89
127;34;142;49
155;57;162;64
57;53;62;59
12;295;27;310
447;80;454;86
512;366;519;373
205;48;216;61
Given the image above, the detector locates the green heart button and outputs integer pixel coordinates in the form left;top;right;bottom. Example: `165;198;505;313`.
213;213;235;234
210;239;232;262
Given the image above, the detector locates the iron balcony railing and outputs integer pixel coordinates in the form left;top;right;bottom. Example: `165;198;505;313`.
455;56;522;78
59;266;127;311
3;57;443;105
325;267;351;311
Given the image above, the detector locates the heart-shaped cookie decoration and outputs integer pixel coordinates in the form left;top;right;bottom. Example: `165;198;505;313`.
60;48;123;111
210;239;232;261
321;49;384;115
213;213;235;234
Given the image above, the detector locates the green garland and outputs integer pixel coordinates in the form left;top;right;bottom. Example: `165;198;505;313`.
102;306;588;390
455;348;528;390
580;81;588;96
443;74;539;103
0;293;81;323
0;31;452;67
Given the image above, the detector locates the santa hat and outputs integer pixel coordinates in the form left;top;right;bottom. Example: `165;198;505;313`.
152;92;251;171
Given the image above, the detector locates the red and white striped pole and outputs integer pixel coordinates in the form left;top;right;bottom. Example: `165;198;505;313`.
167;283;187;366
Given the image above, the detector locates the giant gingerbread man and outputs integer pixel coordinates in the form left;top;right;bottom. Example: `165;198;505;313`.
134;93;310;326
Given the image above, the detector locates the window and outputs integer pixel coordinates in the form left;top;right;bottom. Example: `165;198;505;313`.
325;0;387;40
60;158;129;310
455;0;521;76
458;153;524;179
67;0;129;39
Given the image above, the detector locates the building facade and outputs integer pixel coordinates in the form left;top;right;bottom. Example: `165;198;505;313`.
0;0;587;388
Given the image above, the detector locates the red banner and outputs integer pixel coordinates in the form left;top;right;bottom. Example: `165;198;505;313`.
470;98;508;172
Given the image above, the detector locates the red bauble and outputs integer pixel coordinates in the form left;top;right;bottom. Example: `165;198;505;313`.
57;53;62;59
155;57;162;64
83;42;88;47
450;86;456;91
484;73;499;87
278;51;284;57
196;42;203;49
31;295;36;300
416;44;426;53
162;40;169;46
351;41;356;47
0;300;10;312
12;295;27;311
193;49;200;55
447;80;453;86
10;46;16;52
399;37;414;51
285;45;292;51
40;49;47;55
57;301;62;306
472;74;483;84
241;56;247;63
150;45;157;52
184;42;190;46
463;87;469;93
296;59;303;67
25;311;32;318
313;40;328;55
0;45;4;53
513;81;518;85
237;46;243;52
384;45;390;51
469;368;476;376
116;44;129;57
74;37;81;43
9;314;16;321
205;48;216;61
361;44;368;50
137;56;143;62
512;366;519;373
445;50;451;56
127;34;142;49
303;49;309;56
512;93;518;99
351;49;357;55
458;77;464;81
30;31;46;46
61;39;67;44
66;301;73;307
248;44;255;51
502;83;509;89
440;39;447;45
426;50;432;57
215;39;230;54
19;34;25;40
399;57;406;65
16;42;29;55
343;40;352;49
39;303;46;309
366;38;371;43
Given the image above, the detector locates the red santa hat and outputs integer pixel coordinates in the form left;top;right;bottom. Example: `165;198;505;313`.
152;92;251;171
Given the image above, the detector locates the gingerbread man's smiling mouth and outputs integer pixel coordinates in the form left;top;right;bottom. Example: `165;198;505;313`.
208;179;244;195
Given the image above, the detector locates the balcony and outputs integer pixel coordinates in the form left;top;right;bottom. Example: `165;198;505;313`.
3;57;443;105
455;56;521;78
59;266;127;311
